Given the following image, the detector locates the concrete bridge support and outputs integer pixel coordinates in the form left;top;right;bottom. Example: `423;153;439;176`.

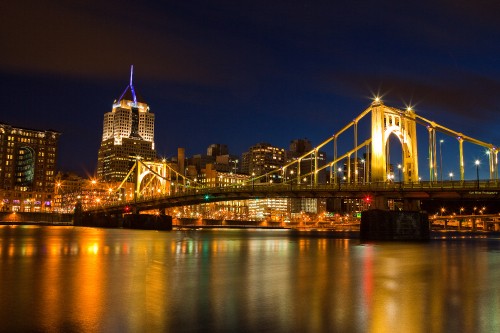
403;199;421;211
361;209;430;241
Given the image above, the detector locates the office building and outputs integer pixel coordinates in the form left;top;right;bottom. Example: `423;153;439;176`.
97;66;157;182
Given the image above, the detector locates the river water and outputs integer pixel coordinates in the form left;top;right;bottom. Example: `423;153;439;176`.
1;226;499;333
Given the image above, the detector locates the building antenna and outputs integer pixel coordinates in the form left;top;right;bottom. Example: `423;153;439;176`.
130;65;134;86
129;65;137;105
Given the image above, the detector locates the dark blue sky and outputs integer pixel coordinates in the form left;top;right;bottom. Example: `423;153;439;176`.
2;0;500;179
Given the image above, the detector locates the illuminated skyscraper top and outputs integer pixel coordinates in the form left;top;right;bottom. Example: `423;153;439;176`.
101;65;155;147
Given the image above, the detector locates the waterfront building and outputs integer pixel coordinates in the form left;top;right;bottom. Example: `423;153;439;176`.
97;66;157;182
248;198;289;221
241;142;286;182
0;123;60;212
53;172;132;212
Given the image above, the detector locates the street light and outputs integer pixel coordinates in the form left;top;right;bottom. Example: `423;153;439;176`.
397;164;402;183
475;160;480;188
439;139;444;182
338;167;343;189
361;159;366;184
449;172;453;181
251;172;255;190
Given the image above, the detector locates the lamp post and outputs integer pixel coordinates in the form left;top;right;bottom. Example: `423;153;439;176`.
449;172;453;181
439;139;444;183
361;159;366;184
475;160;480;189
397;164;402;183
252;172;255;191
338;167;342;190
290;170;294;189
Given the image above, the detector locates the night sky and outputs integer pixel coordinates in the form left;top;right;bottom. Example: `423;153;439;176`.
2;1;500;179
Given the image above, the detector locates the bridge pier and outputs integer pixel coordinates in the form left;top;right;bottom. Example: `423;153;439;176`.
372;196;389;210
361;209;430;241
403;199;421;211
361;195;429;241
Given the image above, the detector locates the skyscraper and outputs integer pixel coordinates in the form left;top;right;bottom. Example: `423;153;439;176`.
97;66;157;182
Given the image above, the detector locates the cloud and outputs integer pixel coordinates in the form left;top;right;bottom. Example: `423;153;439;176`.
323;69;500;121
0;0;267;87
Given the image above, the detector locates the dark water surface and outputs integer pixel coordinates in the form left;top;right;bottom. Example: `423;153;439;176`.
1;226;500;333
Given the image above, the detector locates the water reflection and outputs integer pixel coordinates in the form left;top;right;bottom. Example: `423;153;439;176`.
0;226;499;332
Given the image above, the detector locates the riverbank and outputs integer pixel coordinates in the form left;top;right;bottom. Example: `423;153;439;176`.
0;221;73;226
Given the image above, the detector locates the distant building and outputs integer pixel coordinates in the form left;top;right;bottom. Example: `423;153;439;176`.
197;163;250;188
207;144;228;157
187;144;235;174
289;138;313;154
187;154;215;173
287;138;327;184
97;66;157;182
241;142;286;182
215;154;240;173
0;123;60;212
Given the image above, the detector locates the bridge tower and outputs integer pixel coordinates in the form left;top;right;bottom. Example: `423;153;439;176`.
135;160;169;199
370;100;419;183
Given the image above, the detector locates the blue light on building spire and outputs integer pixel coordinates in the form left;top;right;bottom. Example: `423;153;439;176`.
129;65;137;105
117;65;139;105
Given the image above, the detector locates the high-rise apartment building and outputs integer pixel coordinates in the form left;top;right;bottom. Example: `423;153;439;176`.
241;142;286;182
0;123;60;212
97;66;157;182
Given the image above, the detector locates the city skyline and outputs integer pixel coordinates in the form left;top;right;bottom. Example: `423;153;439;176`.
2;1;500;178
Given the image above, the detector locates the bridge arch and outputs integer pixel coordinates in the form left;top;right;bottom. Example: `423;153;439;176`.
136;161;169;197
